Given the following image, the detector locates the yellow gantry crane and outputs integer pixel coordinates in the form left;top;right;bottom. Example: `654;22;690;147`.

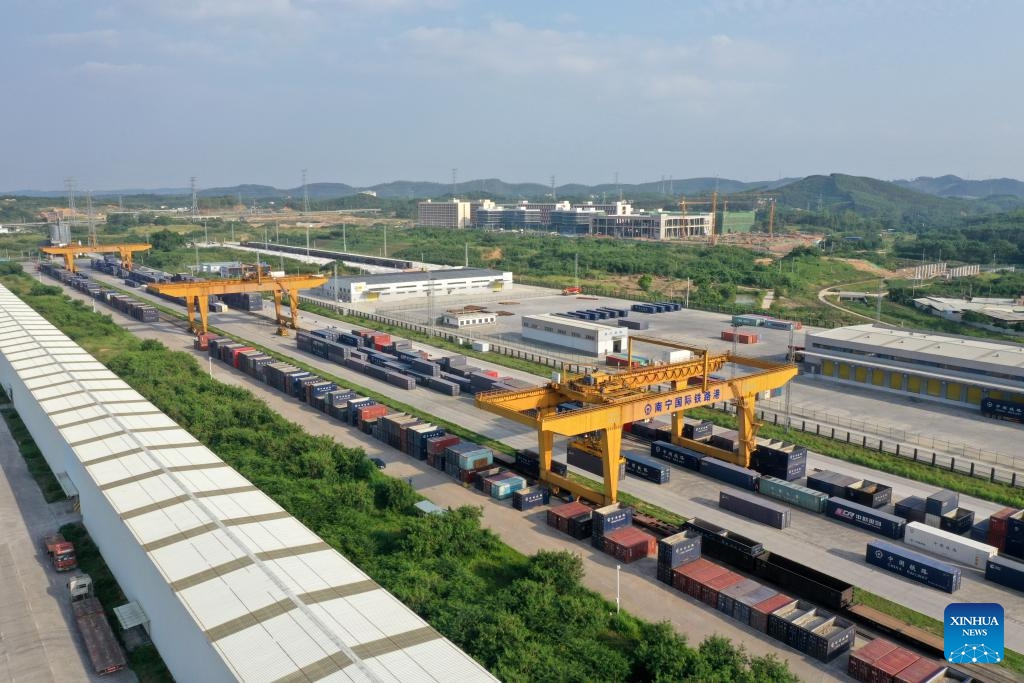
147;271;327;336
40;243;152;273
475;336;798;506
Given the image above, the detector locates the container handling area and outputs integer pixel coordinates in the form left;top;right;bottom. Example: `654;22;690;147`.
0;283;496;683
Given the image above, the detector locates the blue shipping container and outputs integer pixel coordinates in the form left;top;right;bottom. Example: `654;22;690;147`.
651;440;704;471
624;454;671;484
866;540;961;593
700;457;759;490
826;498;906;539
986;555;1024;592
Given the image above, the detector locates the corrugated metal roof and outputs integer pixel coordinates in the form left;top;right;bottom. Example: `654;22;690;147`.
0;284;496;683
807;323;1024;371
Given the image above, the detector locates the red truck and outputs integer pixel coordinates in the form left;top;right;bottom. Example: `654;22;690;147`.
42;533;77;572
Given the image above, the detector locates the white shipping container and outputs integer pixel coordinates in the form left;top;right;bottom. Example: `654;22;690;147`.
924;513;942;528
903;522;996;569
663;349;693;363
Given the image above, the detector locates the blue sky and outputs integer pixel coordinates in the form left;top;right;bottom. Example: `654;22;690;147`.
4;0;1022;191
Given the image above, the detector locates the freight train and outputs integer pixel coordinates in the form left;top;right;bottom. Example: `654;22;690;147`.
240;241;415;270
39;263;160;322
981;396;1024;424
295;328;535;399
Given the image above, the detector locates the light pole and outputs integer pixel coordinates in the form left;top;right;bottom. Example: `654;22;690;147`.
616;565;621;613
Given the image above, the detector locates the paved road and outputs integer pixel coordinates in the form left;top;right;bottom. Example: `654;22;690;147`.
0;410;135;683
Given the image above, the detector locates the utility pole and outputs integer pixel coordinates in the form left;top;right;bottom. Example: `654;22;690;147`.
465;242;469;267
342;223;347;252
302;169;310;214
190;176;198;223
876;277;884;323
86;190;95;247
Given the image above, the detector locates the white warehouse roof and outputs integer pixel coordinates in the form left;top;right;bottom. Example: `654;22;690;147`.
806;323;1024;372
0;284;496;683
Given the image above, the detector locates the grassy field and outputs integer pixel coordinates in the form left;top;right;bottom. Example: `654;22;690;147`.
0;399;65;502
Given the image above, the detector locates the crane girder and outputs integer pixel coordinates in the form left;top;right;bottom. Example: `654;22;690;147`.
148;274;327;335
475;342;798;506
41;244;152;273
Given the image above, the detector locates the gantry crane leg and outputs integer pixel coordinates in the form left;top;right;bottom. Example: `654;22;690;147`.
185;295;210;335
285;287;300;329
272;291;288;336
598;428;622;505
735;394;760;466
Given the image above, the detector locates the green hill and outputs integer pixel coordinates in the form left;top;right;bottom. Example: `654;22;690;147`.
772;173;1021;219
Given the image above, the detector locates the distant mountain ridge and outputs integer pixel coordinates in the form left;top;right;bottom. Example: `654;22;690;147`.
7;174;1024;209
893;175;1024;199
0;176;803;200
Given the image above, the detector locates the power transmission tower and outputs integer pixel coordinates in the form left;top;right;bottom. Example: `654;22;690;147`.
65;177;76;223
451;168;458;198
302;169;310;214
190;177;198;223
86;190;96;247
551;175;556;201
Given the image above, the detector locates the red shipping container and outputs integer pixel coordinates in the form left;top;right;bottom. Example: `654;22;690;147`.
356;404;388;426
231;346;256;368
989;507;1018;550
684;563;729;599
484;370;500;378
371;333;391;345
699;571;744;607
749;594;796;633
671;558;715;592
546;501;591;533
870;649;920;683
426;435;460;456
893;657;945;683
721;330;736;341
848;639;900;682
602;527;656;563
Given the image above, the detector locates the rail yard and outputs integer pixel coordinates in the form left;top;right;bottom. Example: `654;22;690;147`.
18;256;1024;683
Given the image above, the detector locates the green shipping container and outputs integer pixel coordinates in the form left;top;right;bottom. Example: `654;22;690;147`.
759;476;828;513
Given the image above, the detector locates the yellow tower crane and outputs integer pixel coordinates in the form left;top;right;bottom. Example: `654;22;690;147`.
147;272;327;337
476;336;797;506
40;243;152;273
679;191;718;245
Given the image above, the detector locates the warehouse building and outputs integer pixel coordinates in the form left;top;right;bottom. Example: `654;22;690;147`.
0;284;497;683
442;311;497;328
315;268;513;303
521;313;628;356
802;323;1024;407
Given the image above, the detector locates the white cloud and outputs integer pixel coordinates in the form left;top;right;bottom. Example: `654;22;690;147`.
72;61;149;76
312;0;459;12
398;20;786;105
154;0;302;20
45;29;119;48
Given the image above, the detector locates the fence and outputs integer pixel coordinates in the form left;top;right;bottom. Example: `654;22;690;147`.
710;401;1024;490
757;397;1023;471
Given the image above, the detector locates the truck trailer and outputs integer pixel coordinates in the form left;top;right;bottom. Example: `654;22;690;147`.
67;574;127;676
